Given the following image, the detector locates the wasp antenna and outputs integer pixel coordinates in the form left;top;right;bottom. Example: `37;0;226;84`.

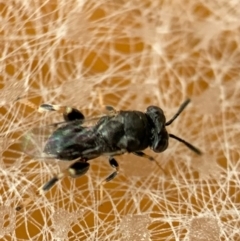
169;133;202;155
165;99;191;126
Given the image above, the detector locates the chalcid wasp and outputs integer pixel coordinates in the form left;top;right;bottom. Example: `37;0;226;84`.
16;99;202;211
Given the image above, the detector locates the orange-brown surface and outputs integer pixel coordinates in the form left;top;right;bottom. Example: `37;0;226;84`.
0;1;240;240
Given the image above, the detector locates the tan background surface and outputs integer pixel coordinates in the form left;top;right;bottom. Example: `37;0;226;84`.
0;1;240;240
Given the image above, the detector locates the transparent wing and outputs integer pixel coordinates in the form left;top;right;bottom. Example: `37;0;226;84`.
21;115;108;159
21;123;64;159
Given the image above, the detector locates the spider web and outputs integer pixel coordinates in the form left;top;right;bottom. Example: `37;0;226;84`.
0;0;240;240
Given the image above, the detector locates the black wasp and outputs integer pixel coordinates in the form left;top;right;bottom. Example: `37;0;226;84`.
16;99;201;211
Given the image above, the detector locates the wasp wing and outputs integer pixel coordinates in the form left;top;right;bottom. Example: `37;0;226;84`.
21;115;107;159
21;120;87;159
21;122;65;159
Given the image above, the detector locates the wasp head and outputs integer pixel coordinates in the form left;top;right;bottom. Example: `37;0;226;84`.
146;106;169;153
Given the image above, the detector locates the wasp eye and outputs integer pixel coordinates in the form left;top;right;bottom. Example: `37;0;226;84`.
146;106;164;116
146;106;166;131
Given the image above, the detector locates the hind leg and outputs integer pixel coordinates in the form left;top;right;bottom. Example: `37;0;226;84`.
16;159;90;211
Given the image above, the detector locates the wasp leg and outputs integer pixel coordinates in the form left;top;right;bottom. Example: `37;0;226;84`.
15;171;66;211
97;87;117;116
38;104;85;122
15;169;68;212
133;151;154;161
67;161;90;178
40;161;90;194
40;160;89;193
133;151;166;174
16;160;89;211
100;157;119;201
104;105;117;116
